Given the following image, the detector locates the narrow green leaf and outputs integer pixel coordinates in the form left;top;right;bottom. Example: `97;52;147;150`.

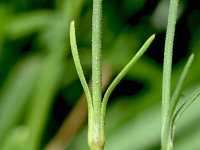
171;86;200;139
101;34;155;120
166;53;194;142
169;54;194;120
69;20;93;111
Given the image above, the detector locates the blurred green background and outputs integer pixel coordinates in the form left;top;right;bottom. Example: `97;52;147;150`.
0;0;200;149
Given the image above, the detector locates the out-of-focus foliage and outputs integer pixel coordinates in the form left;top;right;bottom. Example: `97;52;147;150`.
0;0;199;150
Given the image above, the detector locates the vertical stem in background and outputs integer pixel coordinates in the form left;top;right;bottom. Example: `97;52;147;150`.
162;0;179;149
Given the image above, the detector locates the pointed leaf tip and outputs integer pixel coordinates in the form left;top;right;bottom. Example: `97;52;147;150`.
151;34;156;40
70;20;75;28
190;53;195;59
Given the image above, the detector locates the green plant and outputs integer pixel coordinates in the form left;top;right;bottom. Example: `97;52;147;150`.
1;0;200;150
161;0;200;150
69;0;154;149
70;0;200;149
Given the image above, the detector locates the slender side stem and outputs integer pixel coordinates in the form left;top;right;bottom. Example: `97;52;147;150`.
89;0;104;149
161;0;179;149
101;34;155;127
70;21;93;112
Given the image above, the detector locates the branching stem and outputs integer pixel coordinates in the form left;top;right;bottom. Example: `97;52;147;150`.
70;0;155;150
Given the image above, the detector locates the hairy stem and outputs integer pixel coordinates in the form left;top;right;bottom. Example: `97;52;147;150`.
89;0;104;149
92;0;102;118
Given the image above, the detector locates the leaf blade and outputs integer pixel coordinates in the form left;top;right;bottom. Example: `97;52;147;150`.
169;54;194;120
101;34;155;120
172;86;200;137
70;20;93;111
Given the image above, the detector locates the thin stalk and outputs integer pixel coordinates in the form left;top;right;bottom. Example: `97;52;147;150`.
70;21;93;112
89;0;104;149
161;0;179;149
92;0;102;119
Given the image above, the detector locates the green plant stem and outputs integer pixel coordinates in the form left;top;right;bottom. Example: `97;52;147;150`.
70;0;154;149
92;0;102;118
161;0;179;149
89;0;104;149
